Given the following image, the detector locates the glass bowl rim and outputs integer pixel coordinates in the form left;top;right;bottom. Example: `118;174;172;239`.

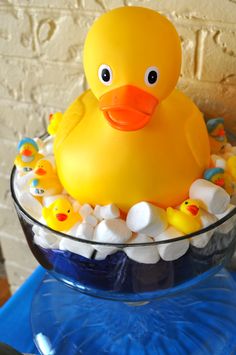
10;165;236;247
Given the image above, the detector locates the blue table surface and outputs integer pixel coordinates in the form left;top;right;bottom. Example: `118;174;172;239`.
0;266;45;354
1;267;236;355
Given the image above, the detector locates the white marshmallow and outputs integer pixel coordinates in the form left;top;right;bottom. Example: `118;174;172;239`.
93;205;103;221
98;204;120;220
211;154;226;169
72;200;81;213
60;221;95;258
225;143;233;152
68;222;82;237
15;170;35;194
93;219;131;254
124;234;160;264
59;237;94;259
42;194;65;207
231;194;236;205
68;222;94;240
33;137;44;151
18;192;42;220
43;142;54;156
190;210;217;248
33;225;59;249
189;179;230;214
79;203;93;219
37;135;54;156
76;222;94;240
94;219;131;243
216;204;236;234
222;152;234;160
84;214;98;227
154;227;189;261
126;202;168;237
94;248;118;260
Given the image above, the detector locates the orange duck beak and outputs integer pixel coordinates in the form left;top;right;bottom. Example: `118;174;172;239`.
35;168;46;176
56;213;68;222
21;148;32;156
187;205;199;216
99;85;159;131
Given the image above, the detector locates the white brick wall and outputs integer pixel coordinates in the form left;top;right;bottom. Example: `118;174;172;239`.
0;0;236;292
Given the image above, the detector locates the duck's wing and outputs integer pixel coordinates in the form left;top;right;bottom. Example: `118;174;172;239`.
54;90;90;151
185;112;211;170
42;206;49;221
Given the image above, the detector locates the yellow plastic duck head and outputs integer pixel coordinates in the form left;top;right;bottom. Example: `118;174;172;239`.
83;6;181;131
206;118;227;154
29;177;62;197
18;137;39;157
180;199;200;217
47;112;63;136
42;198;80;232
34;159;55;177
204;167;225;187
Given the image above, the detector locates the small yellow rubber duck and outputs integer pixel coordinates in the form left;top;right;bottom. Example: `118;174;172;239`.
206;118;227;154
167;199;202;234
204;167;234;195
47;112;63;136
14;138;44;175
29;159;62;197
42;198;81;232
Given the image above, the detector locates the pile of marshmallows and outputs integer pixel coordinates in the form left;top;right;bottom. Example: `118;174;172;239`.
14;137;236;265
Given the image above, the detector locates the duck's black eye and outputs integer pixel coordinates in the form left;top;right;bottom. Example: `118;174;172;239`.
102;69;110;82
98;64;113;86
144;66;159;86
67;209;70;213
148;71;157;84
185;201;188;205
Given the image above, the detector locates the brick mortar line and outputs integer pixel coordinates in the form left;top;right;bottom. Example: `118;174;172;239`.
0;4;236;29
0;53;236;88
0;4;103;16
178;77;236;88
194;30;208;80
0;96;66;110
0;54;83;67
170;16;236;29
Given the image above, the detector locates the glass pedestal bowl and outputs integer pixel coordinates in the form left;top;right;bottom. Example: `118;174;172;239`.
10;166;236;355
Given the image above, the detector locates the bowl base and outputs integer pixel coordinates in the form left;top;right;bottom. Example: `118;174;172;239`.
32;268;236;355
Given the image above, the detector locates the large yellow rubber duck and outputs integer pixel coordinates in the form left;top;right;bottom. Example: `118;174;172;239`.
54;7;210;212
